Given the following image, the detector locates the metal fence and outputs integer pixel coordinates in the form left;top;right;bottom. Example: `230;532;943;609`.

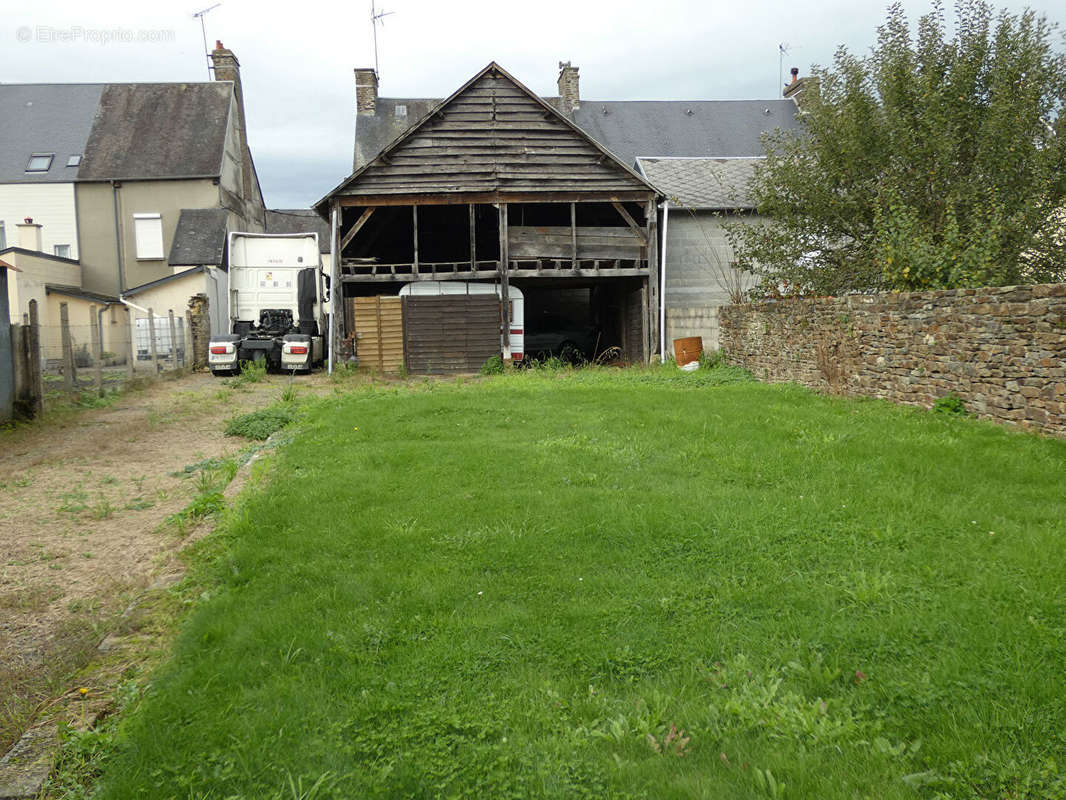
15;300;195;408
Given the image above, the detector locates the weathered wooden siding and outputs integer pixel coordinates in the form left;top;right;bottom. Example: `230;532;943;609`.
350;296;404;372
403;295;500;374
508;226;644;260
340;70;651;198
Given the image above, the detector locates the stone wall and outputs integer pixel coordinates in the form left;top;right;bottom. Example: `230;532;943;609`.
719;284;1066;436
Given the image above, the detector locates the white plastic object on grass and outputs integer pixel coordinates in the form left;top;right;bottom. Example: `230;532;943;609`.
680;361;700;372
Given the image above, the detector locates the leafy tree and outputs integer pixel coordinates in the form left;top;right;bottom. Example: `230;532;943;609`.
730;0;1066;296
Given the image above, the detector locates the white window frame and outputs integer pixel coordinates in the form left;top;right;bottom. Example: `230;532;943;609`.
54;244;71;258
133;213;164;260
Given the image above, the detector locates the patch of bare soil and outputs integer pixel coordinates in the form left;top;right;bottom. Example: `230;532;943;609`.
0;370;340;753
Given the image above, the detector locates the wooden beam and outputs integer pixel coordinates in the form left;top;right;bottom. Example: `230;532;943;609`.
339;207;375;253
498;203;511;357
646;197;659;362
469;204;477;270
412;205;420;270
335;190;656;207
612;202;648;245
570;202;577;267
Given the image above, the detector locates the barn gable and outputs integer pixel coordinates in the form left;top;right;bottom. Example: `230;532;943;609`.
323;62;654;202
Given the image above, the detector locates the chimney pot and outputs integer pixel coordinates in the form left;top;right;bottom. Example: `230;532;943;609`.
790;66;799;85
557;61;580;111
215;40;223;50
355;68;379;115
24;217;32;224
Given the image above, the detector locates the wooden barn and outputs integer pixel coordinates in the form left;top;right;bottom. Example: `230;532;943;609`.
314;62;660;373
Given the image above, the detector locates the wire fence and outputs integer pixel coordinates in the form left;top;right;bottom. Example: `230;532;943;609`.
29;302;194;401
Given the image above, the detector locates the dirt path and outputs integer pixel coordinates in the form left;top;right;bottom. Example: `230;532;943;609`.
0;370;341;753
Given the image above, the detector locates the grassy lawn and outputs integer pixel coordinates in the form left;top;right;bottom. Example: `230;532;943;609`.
88;367;1066;799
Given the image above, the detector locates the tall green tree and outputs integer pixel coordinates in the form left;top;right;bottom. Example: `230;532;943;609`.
731;0;1066;296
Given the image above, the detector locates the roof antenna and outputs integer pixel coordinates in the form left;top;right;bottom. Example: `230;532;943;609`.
777;43;791;97
193;3;222;80
371;0;395;76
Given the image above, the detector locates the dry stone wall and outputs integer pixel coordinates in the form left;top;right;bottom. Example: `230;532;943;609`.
719;284;1066;436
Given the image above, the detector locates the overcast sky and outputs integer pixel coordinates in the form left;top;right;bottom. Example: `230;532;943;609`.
2;0;1060;208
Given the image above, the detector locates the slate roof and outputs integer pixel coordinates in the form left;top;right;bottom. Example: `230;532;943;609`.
0;84;105;183
637;157;762;210
354;98;442;170
78;83;233;180
167;208;229;266
45;284;120;304
124;266;204;296
266;209;330;253
353;94;802;171
570;99;802;165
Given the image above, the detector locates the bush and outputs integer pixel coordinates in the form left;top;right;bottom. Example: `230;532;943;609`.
224;406;297;440
479;355;504;375
932;393;967;416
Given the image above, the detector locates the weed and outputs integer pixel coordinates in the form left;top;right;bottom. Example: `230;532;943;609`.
932;392;968;415
224;406;297;440
480;354;504;375
89;496;114;520
57;489;89;514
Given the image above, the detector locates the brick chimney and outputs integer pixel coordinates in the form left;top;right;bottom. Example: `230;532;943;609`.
16;218;42;252
355;68;379;115
784;66;817;108
558;61;579;111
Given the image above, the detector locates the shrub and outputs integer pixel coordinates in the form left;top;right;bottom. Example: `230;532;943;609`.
479;355;504;375
224;406;297;440
932;393;967;416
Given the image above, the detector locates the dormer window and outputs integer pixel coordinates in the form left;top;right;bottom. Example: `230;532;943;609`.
66;155;82;167
26;153;54;172
395;104;407;118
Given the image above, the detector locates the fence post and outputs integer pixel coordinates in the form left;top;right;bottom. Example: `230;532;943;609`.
124;307;135;377
176;316;186;367
148;308;159;374
167;310;178;371
60;302;75;393
91;305;103;396
27;300;43;417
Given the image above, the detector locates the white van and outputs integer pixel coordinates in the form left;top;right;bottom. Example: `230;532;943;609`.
399;281;524;361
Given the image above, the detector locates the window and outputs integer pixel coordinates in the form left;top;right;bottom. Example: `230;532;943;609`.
0;222;6;250
66;154;82;167
54;244;71;258
26;153;54;172
133;213;164;260
395;104;407;117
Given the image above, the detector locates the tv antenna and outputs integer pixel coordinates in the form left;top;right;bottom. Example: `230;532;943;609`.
778;43;791;96
371;0;395;76
193;3;222;79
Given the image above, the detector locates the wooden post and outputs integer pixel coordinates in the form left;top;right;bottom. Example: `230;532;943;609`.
412;205;420;273
167;310;178;370
185;310;195;370
60;302;75;393
469;204;477;270
26;300;42;417
93;307;104;397
176;316;185;367
571;202;578;268
89;305;100;362
646;197;659;362
124;308;135;377
498;203;511;358
148;308;159;374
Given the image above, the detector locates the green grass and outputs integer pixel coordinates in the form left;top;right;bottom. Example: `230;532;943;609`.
90;366;1066;799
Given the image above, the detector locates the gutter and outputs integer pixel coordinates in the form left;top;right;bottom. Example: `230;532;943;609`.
659;200;669;361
